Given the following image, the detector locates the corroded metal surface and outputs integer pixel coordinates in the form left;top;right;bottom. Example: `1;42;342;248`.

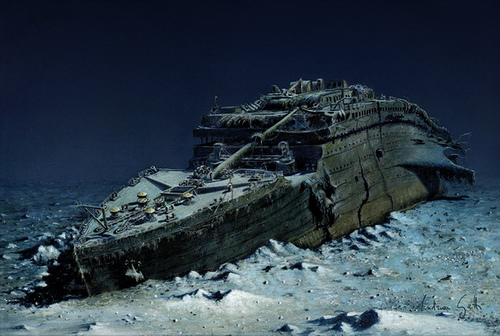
74;78;473;295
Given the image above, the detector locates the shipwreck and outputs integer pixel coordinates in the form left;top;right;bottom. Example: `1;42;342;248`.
74;78;474;295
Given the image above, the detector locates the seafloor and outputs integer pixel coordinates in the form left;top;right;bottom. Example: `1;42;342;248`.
0;176;498;335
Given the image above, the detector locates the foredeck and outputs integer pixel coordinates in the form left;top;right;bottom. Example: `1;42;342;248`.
77;169;297;246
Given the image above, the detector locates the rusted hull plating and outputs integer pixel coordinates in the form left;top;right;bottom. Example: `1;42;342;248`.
74;78;473;295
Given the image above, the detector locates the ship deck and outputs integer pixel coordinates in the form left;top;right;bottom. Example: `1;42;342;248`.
77;169;314;247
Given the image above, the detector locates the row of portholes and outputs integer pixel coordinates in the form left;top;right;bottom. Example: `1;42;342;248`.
350;106;406;119
359;153;372;161
323;94;342;103
383;141;401;149
324;139;364;156
379;106;405;112
381;131;408;137
351;109;377;118
332;160;355;172
330;151;375;173
352;167;405;185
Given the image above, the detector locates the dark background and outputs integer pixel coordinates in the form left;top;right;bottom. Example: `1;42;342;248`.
1;0;499;184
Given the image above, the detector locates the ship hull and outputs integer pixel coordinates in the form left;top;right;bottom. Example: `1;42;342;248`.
74;133;455;296
75;177;318;295
74;79;474;296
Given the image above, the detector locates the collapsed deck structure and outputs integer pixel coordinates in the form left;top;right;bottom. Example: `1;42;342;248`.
74;78;473;295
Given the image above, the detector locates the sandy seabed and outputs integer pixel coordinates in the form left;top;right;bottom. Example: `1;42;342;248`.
0;176;499;335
